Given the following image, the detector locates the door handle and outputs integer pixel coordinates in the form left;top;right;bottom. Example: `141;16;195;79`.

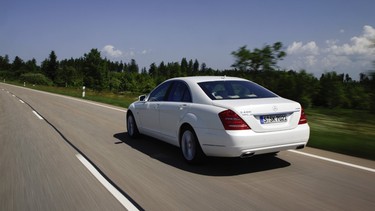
179;104;188;110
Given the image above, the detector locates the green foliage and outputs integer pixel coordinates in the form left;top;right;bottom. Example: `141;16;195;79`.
19;73;53;86
231;42;286;71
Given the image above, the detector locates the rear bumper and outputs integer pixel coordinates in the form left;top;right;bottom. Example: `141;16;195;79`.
196;124;310;157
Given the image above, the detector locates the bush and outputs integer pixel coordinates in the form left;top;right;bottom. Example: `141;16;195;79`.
0;71;17;80
19;73;53;86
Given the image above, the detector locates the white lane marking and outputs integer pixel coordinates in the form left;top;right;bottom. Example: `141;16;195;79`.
32;110;44;120
12;94;15;97
76;154;139;211
289;150;375;173
19;100;25;104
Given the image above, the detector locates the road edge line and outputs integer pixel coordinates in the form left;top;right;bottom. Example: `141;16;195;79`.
289;150;375;173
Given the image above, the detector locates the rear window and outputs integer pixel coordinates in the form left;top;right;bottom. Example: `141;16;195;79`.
198;80;277;100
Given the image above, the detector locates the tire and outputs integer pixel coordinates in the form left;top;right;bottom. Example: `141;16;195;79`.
180;127;204;163
127;113;139;138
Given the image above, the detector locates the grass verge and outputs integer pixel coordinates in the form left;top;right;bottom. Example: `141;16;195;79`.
5;81;139;108
306;108;375;160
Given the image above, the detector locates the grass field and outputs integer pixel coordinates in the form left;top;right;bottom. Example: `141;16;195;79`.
306;108;375;160
3;82;375;160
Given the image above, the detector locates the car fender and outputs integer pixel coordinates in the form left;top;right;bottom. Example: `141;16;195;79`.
180;112;198;129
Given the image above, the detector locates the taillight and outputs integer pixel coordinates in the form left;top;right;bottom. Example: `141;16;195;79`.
219;110;250;130
298;108;308;124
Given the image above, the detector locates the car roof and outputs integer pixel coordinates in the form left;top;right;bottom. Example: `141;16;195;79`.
168;76;248;83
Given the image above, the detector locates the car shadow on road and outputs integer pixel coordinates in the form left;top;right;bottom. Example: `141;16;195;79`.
113;132;291;176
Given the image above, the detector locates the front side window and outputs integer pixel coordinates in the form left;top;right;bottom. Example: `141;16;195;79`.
198;80;277;100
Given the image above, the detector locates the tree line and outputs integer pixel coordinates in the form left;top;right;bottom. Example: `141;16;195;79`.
0;43;374;112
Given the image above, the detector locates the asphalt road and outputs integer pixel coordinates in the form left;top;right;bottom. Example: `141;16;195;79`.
1;83;374;211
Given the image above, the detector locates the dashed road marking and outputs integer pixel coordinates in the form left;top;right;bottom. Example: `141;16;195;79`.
32;110;44;120
76;154;139;211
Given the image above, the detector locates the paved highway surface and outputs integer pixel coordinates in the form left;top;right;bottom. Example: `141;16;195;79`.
1;83;374;211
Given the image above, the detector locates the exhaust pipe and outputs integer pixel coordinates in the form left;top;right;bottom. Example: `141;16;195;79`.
296;145;305;150
240;152;255;158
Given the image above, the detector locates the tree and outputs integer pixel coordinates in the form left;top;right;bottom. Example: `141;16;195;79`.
169;62;181;77
12;56;24;72
315;72;346;108
158;61;167;79
108;71;122;92
12;56;27;77
188;59;193;75
193;59;199;75
83;49;108;91
181;58;188;76
149;63;158;78
128;59;139;73
0;55;11;71
231;42;286;72
55;65;80;87
200;62;207;73
42;51;58;82
0;55;15;79
25;58;39;73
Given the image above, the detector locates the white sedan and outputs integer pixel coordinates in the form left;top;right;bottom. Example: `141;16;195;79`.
127;76;310;163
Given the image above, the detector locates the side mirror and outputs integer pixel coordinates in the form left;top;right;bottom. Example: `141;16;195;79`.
139;95;146;101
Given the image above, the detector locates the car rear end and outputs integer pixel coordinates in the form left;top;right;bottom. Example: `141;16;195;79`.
193;77;310;158
200;99;309;157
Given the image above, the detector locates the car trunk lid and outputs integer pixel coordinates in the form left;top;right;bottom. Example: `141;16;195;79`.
212;97;302;132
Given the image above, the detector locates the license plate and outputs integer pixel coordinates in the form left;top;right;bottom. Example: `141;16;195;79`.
260;114;287;124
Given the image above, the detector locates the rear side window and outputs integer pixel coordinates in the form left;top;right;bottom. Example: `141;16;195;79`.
167;81;192;102
148;81;172;101
198;80;277;100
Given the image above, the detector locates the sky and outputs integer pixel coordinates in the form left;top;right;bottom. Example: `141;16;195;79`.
1;0;374;79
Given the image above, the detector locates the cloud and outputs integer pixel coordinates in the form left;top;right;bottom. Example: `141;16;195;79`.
285;41;319;68
116;48;152;58
287;41;319;55
141;49;152;55
283;25;375;79
102;45;123;57
326;25;375;57
101;45;152;59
